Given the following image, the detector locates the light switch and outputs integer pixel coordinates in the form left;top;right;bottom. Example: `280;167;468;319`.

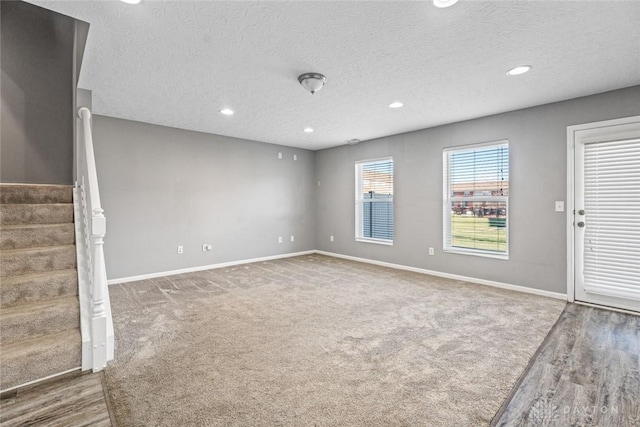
555;201;564;212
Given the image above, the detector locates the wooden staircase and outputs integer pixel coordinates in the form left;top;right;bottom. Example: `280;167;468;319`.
0;184;82;391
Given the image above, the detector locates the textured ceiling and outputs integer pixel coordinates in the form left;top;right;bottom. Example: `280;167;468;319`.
29;1;640;150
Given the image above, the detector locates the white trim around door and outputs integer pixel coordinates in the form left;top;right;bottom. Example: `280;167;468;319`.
567;115;640;313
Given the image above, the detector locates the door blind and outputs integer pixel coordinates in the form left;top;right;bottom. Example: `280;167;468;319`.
583;137;640;301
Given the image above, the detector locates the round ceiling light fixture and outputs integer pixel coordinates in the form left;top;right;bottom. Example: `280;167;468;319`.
219;108;234;115
120;0;142;4
389;102;404;109
303;127;315;133
346;139;361;145
298;73;327;95
432;0;459;8
506;65;532;76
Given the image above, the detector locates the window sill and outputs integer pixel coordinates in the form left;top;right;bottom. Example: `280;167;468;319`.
444;248;508;260
356;238;394;246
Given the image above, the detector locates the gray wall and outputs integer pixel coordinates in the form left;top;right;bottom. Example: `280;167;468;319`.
1;1;77;184
315;86;640;294
92;116;316;280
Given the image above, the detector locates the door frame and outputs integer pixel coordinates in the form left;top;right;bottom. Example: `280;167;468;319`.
566;115;640;304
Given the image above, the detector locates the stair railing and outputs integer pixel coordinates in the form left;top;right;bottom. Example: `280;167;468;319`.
76;107;113;372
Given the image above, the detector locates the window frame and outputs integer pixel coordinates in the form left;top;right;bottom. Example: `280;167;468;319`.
443;140;509;259
355;157;394;246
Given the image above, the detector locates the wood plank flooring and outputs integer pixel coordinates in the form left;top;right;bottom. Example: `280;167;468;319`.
0;302;636;426
493;303;640;426
0;371;113;427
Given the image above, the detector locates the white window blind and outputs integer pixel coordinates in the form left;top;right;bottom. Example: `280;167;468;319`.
583;137;640;301
355;158;393;244
443;141;509;258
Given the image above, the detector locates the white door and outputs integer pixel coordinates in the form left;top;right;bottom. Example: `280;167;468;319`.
573;117;640;313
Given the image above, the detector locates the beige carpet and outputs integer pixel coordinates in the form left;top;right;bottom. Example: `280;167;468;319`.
104;254;565;426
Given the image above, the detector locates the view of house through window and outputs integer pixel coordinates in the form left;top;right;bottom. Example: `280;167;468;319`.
443;141;509;258
355;158;394;244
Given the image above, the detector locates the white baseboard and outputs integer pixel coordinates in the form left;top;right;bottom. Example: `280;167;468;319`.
108;249;567;302
107;250;316;285
315;250;567;301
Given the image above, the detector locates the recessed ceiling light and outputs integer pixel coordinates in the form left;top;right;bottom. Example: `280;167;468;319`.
389;102;404;109
432;0;459;8
219;108;234;115
506;65;532;76
347;139;361;145
120;0;141;4
303;127;314;133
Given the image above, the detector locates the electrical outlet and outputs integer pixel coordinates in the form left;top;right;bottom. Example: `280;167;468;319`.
278;236;283;243
177;245;184;254
428;247;434;256
278;152;282;159
555;201;565;212
293;154;297;161
330;235;334;242
202;244;212;252
290;235;295;242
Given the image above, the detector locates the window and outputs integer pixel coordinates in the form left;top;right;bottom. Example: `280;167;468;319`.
355;158;393;244
443;141;509;258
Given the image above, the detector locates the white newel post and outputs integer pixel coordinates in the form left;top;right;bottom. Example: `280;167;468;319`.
91;208;107;371
78;106;112;372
